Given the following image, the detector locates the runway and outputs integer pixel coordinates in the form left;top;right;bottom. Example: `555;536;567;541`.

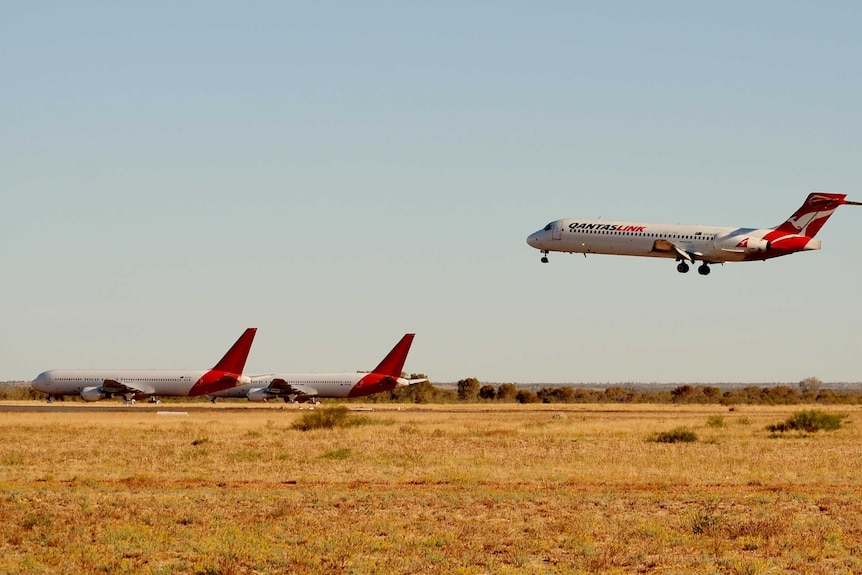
0;402;273;413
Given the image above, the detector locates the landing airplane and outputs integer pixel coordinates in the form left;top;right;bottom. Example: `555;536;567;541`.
527;193;860;275
209;333;425;403
32;328;257;403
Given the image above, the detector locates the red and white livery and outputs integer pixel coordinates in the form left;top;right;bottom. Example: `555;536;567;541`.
210;333;424;403
527;193;860;275
32;328;257;402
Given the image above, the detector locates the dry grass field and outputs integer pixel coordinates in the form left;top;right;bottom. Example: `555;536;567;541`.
1;403;861;574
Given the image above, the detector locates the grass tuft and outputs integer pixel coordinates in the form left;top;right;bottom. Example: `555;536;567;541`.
689;505;721;535
706;415;726;428
651;427;698;443
321;448;353;460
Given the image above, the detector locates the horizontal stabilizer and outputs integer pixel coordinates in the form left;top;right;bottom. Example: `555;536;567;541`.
396;377;427;387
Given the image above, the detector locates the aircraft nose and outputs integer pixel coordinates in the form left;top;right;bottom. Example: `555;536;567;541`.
526;231;541;249
31;371;50;391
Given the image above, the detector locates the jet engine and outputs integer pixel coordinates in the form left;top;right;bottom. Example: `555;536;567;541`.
80;387;110;402
744;238;771;253
246;388;276;402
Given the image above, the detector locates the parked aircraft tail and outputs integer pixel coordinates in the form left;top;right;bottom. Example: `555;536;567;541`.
211;328;258;374
371;334;415;377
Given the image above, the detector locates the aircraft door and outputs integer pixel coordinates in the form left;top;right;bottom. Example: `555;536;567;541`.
552;221;562;240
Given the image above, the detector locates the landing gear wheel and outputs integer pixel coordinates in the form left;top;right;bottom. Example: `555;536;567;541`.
676;262;690;274
540;251;549;264
698;264;711;276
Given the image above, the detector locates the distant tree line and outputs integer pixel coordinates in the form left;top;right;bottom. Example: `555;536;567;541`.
356;376;862;406
0;383;43;401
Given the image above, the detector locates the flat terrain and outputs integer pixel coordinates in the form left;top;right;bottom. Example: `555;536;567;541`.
1;403;861;574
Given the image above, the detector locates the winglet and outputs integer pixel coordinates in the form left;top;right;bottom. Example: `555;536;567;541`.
371;334;415;378
212;328;257;374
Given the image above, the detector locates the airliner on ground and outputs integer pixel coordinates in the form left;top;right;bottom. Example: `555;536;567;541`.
32;328;257;403
209;333;425;403
527;193;860;275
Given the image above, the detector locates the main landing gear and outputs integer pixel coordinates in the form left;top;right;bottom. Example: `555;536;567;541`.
677;261;712;275
540;250;549;264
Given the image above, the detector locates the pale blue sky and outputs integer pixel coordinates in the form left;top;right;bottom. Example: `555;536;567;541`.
2;2;861;384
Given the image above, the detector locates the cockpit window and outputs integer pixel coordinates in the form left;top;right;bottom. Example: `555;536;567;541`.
544;223;553;231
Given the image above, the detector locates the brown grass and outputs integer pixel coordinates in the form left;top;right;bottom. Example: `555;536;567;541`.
1;403;861;574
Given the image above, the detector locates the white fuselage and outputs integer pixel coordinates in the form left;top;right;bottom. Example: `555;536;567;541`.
527;219;819;263
32;369;251;399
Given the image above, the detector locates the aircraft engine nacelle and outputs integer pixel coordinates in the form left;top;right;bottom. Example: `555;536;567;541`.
246;388;276;402
80;386;110;402
744;238;771;253
731;237;770;253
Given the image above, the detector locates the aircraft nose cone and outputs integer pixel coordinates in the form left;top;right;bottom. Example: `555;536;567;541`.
527;232;540;248
31;371;50;391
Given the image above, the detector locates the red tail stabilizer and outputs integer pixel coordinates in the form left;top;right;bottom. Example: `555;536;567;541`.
212;328;257;374
774;193;850;237
372;334;415;377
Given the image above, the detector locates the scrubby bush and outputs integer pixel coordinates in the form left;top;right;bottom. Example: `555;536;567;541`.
290;406;368;431
766;409;847;433
706;415;726;428
651;427;698;443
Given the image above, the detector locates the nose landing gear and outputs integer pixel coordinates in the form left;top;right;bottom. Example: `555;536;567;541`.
540;250;549;264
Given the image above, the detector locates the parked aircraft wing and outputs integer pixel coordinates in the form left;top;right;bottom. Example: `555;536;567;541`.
101;379;156;396
268;378;318;398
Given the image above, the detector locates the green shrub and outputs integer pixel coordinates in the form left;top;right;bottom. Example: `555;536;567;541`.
767;410;847;433
651;427;698;443
706;415;726;428
290;406;369;431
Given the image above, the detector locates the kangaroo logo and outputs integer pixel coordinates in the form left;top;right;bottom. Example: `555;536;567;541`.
736;238;749;248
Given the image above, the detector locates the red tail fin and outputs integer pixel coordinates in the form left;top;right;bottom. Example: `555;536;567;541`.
212;328;257;374
773;193;849;237
371;334;415;377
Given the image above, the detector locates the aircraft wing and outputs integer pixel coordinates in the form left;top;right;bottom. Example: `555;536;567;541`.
101;379;156;396
651;239;701;262
267;378;318;398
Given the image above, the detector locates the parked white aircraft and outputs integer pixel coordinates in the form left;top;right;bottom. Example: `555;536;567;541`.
32;328;257;403
209;333;425;403
527;193;860;275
